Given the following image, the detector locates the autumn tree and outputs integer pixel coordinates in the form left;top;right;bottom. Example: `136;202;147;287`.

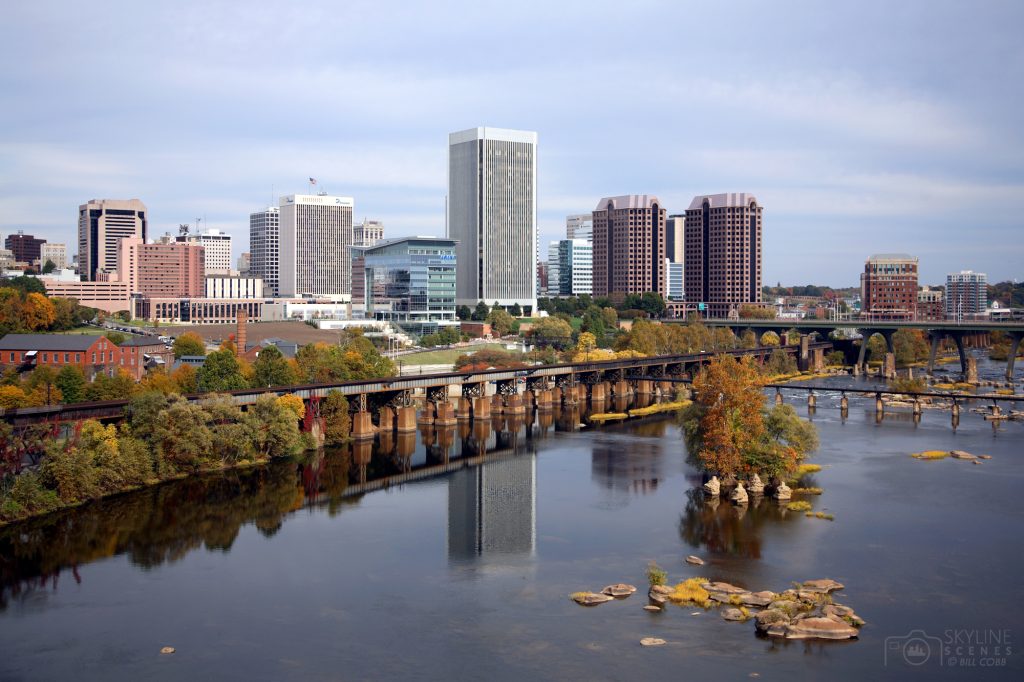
486;309;515;336
197;349;248;392
252;345;297;387
173;332;206;358
55;365;87;403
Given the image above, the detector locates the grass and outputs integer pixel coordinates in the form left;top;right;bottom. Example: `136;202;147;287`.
56;326;107;335
805;512;835;521
792;487;823;495
668;578;710;608
401;343;509;366
646;561;667;587
589;412;628;423
787;500;813;512
933;382;974;391
628;400;692;417
912;450;949;460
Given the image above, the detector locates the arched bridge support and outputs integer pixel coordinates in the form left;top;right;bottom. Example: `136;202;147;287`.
1006;332;1023;380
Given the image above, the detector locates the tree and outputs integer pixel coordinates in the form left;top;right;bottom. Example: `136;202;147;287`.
25;366;62;405
472;301;490;321
149;398;213;471
84;370;138;402
3;276;46;295
682;355;816;480
321;390;351;445
764;348;798;376
173;332;206;358
739;304;777;319
55;365;87;404
456;304;472;321
171;364;198;393
510;303;523;317
41;260;57;274
244;394;303;459
22;292;56;330
197;349;248;392
601;306;618;330
531;317;573;345
487;309;514;336
760;331;781;346
252;345;298;387
580;306;606;338
104;330;127;345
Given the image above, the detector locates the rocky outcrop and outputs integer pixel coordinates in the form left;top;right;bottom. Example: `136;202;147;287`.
703;476;721;497
722;608;747;621
648;584;672;605
951;450;976;460
640;637;666;646
782;616;859;640
747;473;765;494
602;584;637;597
800;579;844;594
729;481;749;505
570;592;614;606
773;481;792;500
685;555;705;566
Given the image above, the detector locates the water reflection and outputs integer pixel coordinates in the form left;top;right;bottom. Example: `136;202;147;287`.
678;488;792;558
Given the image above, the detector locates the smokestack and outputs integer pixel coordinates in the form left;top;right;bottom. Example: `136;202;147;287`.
236;308;247;358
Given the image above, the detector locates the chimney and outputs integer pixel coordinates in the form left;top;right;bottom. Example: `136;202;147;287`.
236;308;247;358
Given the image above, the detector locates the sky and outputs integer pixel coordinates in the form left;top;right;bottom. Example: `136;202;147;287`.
1;0;1022;287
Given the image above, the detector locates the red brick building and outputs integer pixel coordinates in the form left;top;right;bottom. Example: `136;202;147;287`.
917;287;944;321
592;195;666;298
118;335;174;379
860;254;918;321
0;334;124;380
4;232;46;264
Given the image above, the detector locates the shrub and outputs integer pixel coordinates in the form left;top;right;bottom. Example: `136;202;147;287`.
668;578;710;608
0;471;60;521
646;561;667;587
787;500;812;512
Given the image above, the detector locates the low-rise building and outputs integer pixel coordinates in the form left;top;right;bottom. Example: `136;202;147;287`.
917;287;945;321
205;275;264;299
135;298;263;325
38;278;132;315
0;334;124;380
118;335;174;379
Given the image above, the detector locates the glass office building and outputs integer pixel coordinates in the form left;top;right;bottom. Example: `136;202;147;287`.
354;237;458;335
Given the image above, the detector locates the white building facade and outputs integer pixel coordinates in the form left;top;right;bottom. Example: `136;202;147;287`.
206;275;264;299
666;260;684;301
278;194;354;300
566;214;593;241
249;207;280;297
178;228;232;275
353;219;384;247
945;270;988;319
447;127;537;312
546;241;561;297
41;242;68;270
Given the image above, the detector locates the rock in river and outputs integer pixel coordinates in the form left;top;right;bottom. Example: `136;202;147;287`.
722;608;747;621
640;637;667;647
951;450;976;460
571;592;614;606
685;555;705;566
782;617;859;640
703;476;721;496
730;481;749;505
773;481;792;500
602;583;637;597
747;473;765;494
800;579;844;594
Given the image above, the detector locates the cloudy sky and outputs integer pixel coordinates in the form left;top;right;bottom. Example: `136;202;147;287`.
1;0;1021;286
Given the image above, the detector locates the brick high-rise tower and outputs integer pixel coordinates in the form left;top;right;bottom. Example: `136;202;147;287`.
591;195;666;298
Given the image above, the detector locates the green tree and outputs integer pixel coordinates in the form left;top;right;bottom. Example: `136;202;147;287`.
764;349;798;376
510;303;523;317
104;330;127;345
531;317;573;345
41;260;57;274
173;332;206;358
149;397;214;471
84;370;138;401
471;301;490;321
244;394;303;458
55;365;87;404
321;390;351;445
580;306;606;338
197;349;248;392
252;345;298;387
456;304;472;321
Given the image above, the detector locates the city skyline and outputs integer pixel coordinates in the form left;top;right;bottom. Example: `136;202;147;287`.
1;1;1022;286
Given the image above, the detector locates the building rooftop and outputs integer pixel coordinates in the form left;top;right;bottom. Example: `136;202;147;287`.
0;334;103;351
687;193;759;210
118;335;167;347
868;253;918;262
595;195;662;211
355;236;458;255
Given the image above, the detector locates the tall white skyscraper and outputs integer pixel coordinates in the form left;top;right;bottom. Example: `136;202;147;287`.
249;207;280;297
447;127;537;312
278;194;354;299
176;228;232;275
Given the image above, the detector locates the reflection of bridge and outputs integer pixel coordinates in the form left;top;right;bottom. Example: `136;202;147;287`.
1;343;831;434
680;319;1024;378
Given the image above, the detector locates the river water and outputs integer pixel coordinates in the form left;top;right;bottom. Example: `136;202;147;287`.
1;355;1022;680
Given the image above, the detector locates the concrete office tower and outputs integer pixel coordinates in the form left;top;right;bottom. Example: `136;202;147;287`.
684;193;763;317
278;194;354;299
40;242;68;270
591;195;666;298
448;127;537;312
249;207;280;297
566;214;593;241
5;231;46;264
860;253;918;321
945;270;988;319
550;239;593;296
78;199;148;280
177;228;232;275
666;214;684;263
353;219;384;247
237;252;250;275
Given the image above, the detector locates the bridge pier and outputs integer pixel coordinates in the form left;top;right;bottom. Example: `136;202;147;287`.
397;406;417;432
418;401;435;425
352;411;374;440
807;392;816;409
1007;332;1023;380
378;406;395;432
798;334;811;371
434;401;457;427
884;352;897;380
927;332;941;374
875;393;884;415
840;393;849;411
457;397;471;419
590;382;608;403
473;396;491;420
612;380;631;398
775;389;783;406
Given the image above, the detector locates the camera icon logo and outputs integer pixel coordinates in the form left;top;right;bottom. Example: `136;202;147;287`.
885;630;943;667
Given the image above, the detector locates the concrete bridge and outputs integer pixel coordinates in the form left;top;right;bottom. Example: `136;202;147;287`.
1;343;831;437
676;319;1024;379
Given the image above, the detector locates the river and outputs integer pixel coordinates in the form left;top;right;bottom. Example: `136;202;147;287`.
1;355;1021;680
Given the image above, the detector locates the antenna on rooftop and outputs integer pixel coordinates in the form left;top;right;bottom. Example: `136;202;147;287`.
178;223;190;236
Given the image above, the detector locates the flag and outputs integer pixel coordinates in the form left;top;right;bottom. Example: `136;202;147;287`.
309;177;317;185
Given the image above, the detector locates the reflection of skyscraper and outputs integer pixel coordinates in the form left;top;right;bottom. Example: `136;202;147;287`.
591;438;664;497
447;455;536;561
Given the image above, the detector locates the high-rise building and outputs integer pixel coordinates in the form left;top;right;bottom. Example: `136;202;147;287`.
536;261;548;298
237;252;251;275
78;199;147;281
279;194;354;299
666;260;684;301
666;214;684;263
249;207;280;297
40;242;68;270
684;193;763;317
5;231;46;264
566;214;593;241
859;254;918;321
918;286;944;321
448;126;537;312
447;455;536;563
353;219;384;247
355;236;457;335
592;195;666;298
177;228;232;275
118;237;205;298
945;271;988;320
546;241;561;297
